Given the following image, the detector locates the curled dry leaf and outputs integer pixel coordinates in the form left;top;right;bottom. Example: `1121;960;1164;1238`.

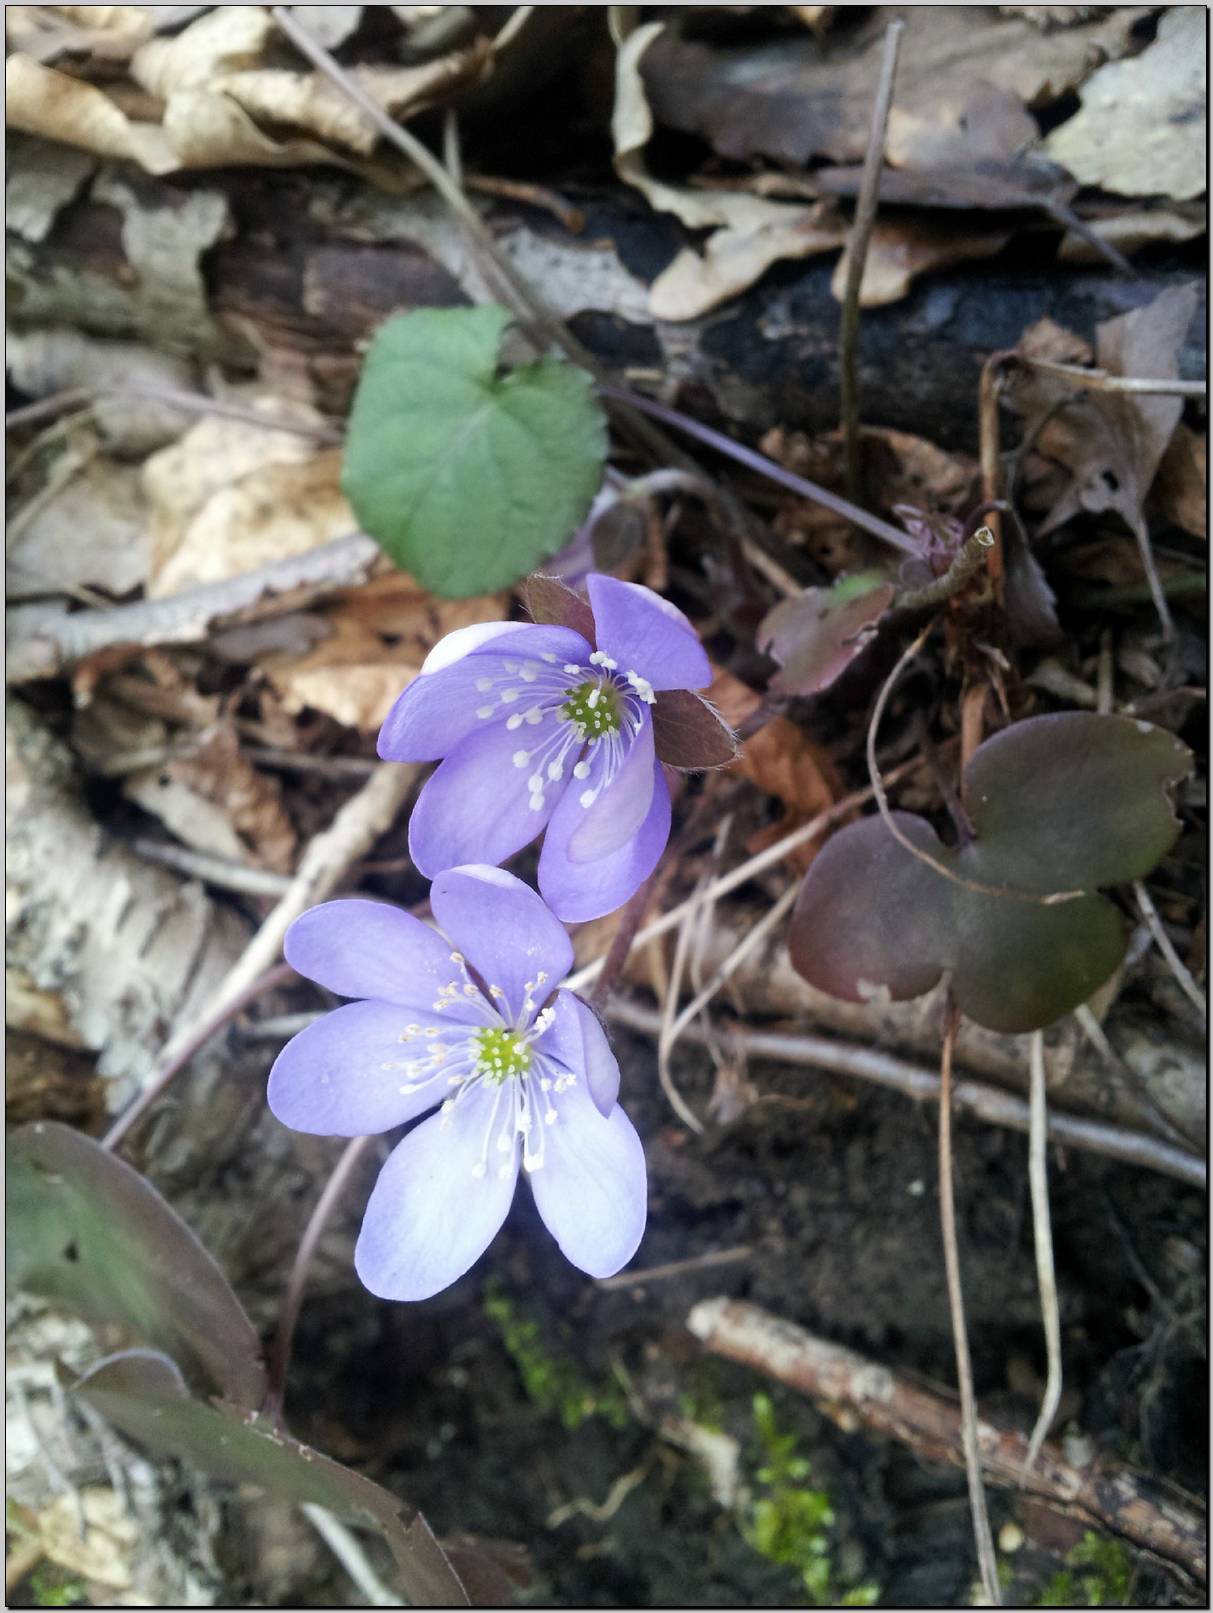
265;573;511;733
1044;6;1207;203
789;714;1194;1033
1151;425;1207;541
831;215;1013;308
758;574;894;698
142;411;351;596
8;459;149;603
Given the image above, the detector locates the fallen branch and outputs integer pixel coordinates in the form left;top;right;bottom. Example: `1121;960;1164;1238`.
687;1298;1207;1594
6;532;380;684
603;1000;1206;1188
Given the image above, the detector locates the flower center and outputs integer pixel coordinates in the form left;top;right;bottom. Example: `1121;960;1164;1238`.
473;1026;532;1082
562;679;621;740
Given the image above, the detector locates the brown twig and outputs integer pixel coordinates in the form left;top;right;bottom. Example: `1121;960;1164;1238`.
893;526;996;613
687;1298;1207;1594
595;1245;751;1291
1134;881;1207;1021
938;998;1001;1603
839;20;903;505
266;1135;374;1422
978;351;1016;582
101;961;294;1153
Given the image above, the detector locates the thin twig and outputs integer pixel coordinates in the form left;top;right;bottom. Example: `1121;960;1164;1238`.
978;351;1014;581
595;1245;751;1291
563;759;922;998
938;998;1001;1604
1024;1031;1063;1475
131;837;293;896
103;764;418;1151
5;384;341;439
101;962;294;1153
267;1135;373;1421
242;1001;1208;1187
893;527;995;614
662;882;800;1080
1134;882;1207;1020
658;882;709;1133
598;384;919;557
840;20;903;505
591;877;657;1011
866;621;1080;906
301;1503;402;1608
1018;358;1207;398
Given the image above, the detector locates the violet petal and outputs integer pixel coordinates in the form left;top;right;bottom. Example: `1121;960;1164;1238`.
284;899;475;1011
431;865;573;1024
537;990;621;1115
527;1080;646;1279
354;1084;519;1301
586;573;710;691
539;759;671;922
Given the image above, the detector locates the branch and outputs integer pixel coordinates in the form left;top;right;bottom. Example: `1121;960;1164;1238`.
688;1298;1207;1594
6;531;380;684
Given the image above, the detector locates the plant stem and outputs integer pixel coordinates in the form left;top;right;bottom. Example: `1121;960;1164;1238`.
590;877;656;1011
938;997;1002;1604
894;527;995;613
839;20;903;505
1024;1031;1062;1474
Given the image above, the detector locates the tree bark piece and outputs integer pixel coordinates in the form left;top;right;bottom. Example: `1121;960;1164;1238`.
688;1297;1207;1594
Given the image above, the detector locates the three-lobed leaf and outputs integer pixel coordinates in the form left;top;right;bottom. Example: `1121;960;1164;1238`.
343;307;607;599
789;714;1193;1033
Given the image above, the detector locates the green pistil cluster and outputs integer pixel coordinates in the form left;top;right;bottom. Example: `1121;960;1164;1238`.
562;679;621;739
474;1026;532;1082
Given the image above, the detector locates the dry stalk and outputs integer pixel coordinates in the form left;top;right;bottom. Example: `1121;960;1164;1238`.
1024;1030;1063;1475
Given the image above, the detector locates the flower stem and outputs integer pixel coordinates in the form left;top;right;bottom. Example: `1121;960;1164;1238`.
590;877;656;1011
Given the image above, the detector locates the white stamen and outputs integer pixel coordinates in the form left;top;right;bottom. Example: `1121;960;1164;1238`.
475;677;493;692
547;761;564;780
500;688;519;703
476;705;494;719
506;714;524;730
513;750;529;767
529;793;545;811
579;789;597;808
573;760;591;780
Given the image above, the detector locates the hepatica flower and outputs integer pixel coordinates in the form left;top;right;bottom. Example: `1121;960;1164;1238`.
377;573;730;922
268;865;646;1300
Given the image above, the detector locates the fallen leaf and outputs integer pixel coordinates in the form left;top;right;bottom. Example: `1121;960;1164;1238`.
1151;425;1207;540
649;200;846;321
142;408;350;595
156;723;297;871
37;1488;139;1591
1058;202;1207;263
613;21;830;314
4;3;155;63
831;215;1012;307
640;7;1146;167
8;459;149;602
1044;7;1207;203
4;135;95;242
266;574;510;732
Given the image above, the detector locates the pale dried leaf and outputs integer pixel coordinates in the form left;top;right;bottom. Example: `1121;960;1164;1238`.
130;4;274;97
1044;7;1207;202
141;407;349;594
216;68;379;153
5;3;154;63
5;54;178;172
649;201;846;321
831;216;1011;307
124;768;250;864
1058;203;1207;263
4;137;95;243
164;724;297;871
8;460;149;602
266;575;510;732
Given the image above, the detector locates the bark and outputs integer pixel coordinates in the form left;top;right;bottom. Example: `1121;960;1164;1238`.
7;166;1205;451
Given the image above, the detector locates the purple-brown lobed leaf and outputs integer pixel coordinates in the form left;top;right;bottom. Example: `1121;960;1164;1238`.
789;714;1193;1033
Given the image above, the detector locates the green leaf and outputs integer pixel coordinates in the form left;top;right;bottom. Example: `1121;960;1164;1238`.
789;714;1193;1033
6;1123;265;1409
73;1357;474;1608
342;307;607;599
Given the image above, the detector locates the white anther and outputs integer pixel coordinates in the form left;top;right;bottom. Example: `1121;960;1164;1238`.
579;789;597;808
573;760;591;780
500;688;519;703
528;793;545;811
519;665;538;682
513;750;529;767
476;677;493;692
541;652;558;663
506;714;524;730
587;688;600;709
547;761;564;780
476;705;494;719
525;707;544;725
528;774;544;793
563;662;582;675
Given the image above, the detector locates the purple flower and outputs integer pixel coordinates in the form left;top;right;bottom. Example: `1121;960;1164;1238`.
268;865;646;1301
377;573;713;922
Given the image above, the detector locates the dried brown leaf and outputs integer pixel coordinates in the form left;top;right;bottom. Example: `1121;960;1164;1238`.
1044;7;1207;203
1151;425;1207;540
830;215;1012;308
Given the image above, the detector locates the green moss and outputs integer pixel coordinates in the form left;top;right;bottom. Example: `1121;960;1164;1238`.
482;1280;628;1431
1037;1532;1134;1607
29;1565;86;1608
742;1393;878;1607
